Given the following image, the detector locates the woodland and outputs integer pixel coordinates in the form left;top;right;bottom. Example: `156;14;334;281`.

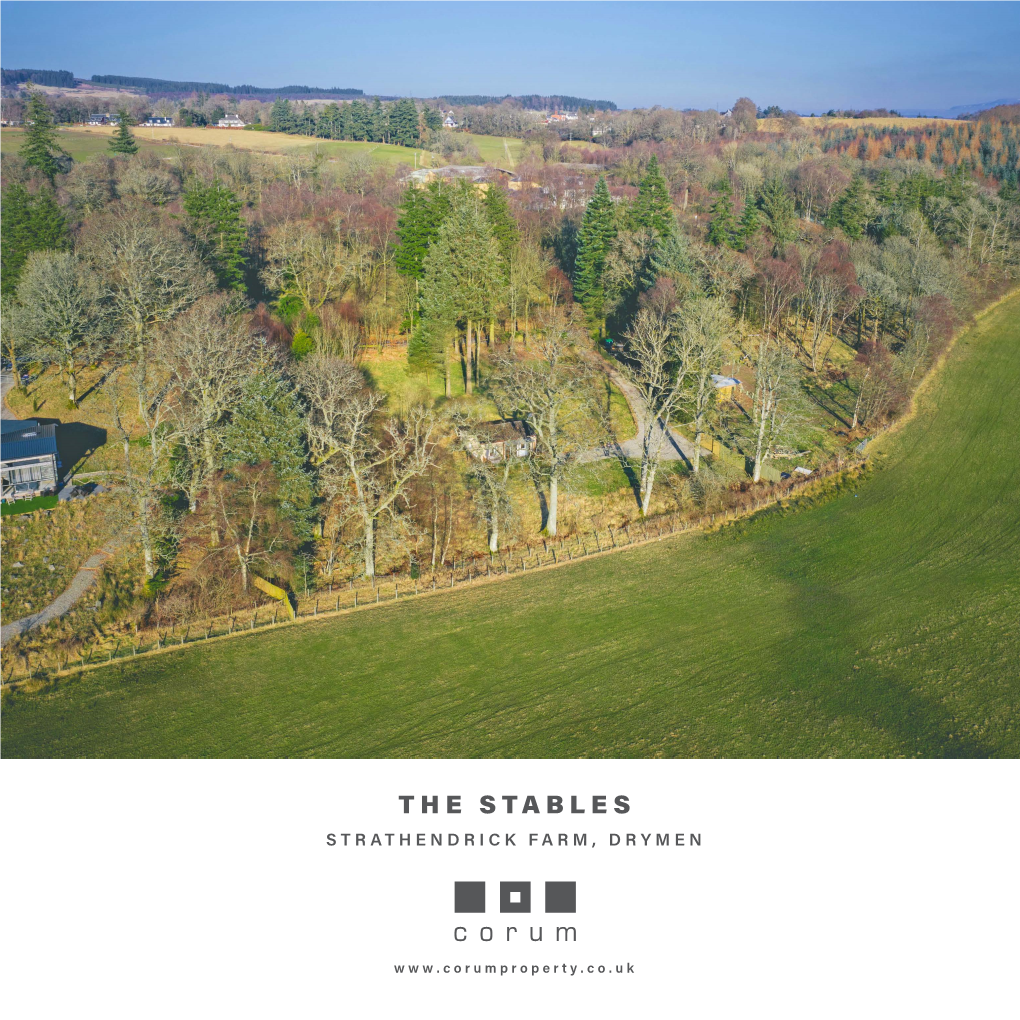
2;85;1018;662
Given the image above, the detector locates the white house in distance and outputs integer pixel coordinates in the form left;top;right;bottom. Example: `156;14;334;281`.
1;419;60;503
143;116;173;127
443;114;458;129
87;113;109;126
216;113;246;128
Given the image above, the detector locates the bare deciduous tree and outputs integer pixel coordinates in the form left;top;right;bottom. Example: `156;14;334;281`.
746;334;802;483
261;220;352;310
159;294;264;505
676;294;730;474
296;353;438;577
11;251;111;407
489;313;598;536
623;307;693;514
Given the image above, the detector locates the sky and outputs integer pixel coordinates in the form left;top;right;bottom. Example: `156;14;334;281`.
1;1;1018;113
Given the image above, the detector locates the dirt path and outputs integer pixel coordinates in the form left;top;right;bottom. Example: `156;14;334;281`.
1;528;132;645
581;367;700;467
1;370;17;420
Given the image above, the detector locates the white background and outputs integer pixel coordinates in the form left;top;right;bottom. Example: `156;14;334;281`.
3;759;1018;1019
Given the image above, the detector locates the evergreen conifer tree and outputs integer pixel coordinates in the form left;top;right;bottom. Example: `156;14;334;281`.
573;175;616;333
389;98;420;146
108;107;139;155
737;198;761;250
757;174;796;254
20;86;69;183
395;182;452;283
706;181;738;248
183;178;248;289
631;154;673;234
221;368;313;529
825;176;868;239
0;184;67;296
482;184;519;279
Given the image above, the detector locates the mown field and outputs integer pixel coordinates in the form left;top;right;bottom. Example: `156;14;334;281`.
0;126;165;161
3;295;1018;758
0;125;524;168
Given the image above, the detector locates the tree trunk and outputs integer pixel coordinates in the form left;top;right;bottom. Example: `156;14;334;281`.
138;496;155;579
640;463;657;516
66;360;77;408
693;421;703;474
236;544;248;591
464;322;473;395
489;521;498;554
752;405;768;483
547;475;558;536
444;342;452;398
363;515;376;578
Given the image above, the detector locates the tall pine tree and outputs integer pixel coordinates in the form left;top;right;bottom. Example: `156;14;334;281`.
483;183;519;280
826;175;869;239
20;86;69;183
108;107;139;155
183;178;248;290
706;180;738;248
573;175;616;334
758;174;796;254
0;184;67;296
631;154;673;234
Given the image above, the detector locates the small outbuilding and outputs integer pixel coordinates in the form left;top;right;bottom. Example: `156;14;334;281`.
1;419;61;503
462;421;536;464
711;374;743;400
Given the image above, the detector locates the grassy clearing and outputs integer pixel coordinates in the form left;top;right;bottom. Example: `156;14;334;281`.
4;125;526;168
1;495;58;517
0;127;164;161
4;295;1018;758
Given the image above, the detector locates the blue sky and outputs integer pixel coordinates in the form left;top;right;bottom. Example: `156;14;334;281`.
1;1;1018;111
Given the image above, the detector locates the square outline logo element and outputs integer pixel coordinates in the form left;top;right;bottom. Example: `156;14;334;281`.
499;881;531;913
544;881;576;913
454;881;486;913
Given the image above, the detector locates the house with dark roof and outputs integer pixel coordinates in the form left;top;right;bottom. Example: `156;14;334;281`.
461;420;536;463
1;420;60;502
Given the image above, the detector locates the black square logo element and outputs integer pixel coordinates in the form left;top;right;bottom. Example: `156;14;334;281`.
499;881;531;913
545;882;576;913
454;882;486;913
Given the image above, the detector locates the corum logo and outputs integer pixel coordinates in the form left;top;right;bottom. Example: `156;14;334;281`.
454;881;576;914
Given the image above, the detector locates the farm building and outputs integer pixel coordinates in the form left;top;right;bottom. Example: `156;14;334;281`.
462;421;536;463
1;419;60;503
216;114;246;128
711;374;743;400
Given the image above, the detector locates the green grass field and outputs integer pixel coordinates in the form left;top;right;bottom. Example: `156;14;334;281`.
0;127;524;169
0;127;164;161
3;296;1018;758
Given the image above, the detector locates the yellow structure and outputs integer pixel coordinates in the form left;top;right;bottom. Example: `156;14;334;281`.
252;575;296;620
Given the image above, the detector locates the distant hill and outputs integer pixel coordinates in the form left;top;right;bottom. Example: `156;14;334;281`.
439;94;617;112
973;103;1020;124
1;68;75;88
899;98;1020;118
90;74;363;97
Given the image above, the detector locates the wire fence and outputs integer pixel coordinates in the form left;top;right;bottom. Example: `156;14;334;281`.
2;455;865;684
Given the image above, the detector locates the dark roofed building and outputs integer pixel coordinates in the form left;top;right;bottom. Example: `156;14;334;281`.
462;420;536;463
1;420;60;502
